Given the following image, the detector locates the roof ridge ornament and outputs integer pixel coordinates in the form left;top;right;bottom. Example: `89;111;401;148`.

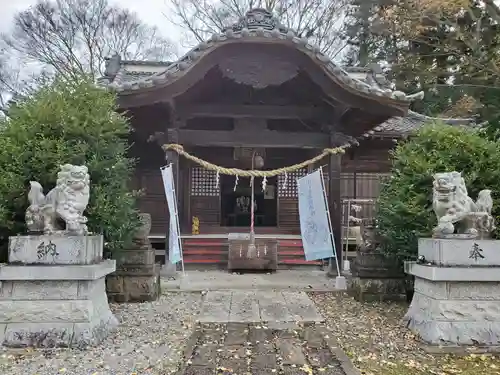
226;8;288;33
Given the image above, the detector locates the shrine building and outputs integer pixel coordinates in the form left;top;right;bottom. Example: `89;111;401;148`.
99;9;475;268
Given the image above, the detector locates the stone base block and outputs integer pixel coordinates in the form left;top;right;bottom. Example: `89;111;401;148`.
348;276;407;302
107;266;161;303
114;248;155;267
0;262;117;348
9;235;103;265
419;238;500;267
404;275;500;346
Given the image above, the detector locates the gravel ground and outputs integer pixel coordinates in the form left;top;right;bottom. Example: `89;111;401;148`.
0;292;202;375
310;292;500;375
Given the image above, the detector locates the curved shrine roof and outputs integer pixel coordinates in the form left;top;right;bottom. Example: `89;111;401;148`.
105;59;476;139
100;8;423;108
100;9;477;139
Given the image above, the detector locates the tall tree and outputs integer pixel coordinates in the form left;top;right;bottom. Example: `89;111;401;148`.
3;0;177;82
383;0;500;114
342;0;500;118
165;0;349;58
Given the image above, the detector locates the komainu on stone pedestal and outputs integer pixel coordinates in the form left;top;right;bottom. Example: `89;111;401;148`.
405;175;500;348
0;163;118;348
26;164;90;236
432;171;495;238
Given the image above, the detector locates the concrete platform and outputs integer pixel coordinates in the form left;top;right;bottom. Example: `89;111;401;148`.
198;290;324;323
161;269;338;292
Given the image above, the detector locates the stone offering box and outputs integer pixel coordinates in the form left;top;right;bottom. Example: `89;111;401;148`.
228;233;278;271
404;238;500;348
0;235;118;348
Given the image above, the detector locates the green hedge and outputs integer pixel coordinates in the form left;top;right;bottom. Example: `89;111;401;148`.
376;122;500;260
0;78;140;259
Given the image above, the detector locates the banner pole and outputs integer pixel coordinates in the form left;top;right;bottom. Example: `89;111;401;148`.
319;168;341;276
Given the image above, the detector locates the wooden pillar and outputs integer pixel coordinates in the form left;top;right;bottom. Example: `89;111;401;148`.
328;135;342;275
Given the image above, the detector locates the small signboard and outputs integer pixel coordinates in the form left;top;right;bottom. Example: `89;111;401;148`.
297;169;336;261
160;164;183;265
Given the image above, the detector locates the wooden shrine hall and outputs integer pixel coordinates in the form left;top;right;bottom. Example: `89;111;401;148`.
99;8;473;268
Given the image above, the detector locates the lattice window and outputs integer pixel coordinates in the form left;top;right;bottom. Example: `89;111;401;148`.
278;169;307;198
190;167;220;196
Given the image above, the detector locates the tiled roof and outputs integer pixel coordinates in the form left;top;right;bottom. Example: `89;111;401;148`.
105;60;476;138
369;111;477;138
99;9;423;104
98;15;476;139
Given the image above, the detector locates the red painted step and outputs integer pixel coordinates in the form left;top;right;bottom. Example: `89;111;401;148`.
280;258;322;265
177;236;322;268
183;249;226;255
278;250;307;256
183;258;226;264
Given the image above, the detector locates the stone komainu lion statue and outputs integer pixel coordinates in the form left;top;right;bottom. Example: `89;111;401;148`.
25;164;90;235
432;171;495;238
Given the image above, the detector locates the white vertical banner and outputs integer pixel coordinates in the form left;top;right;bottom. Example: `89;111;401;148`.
297;169;337;263
160;164;183;267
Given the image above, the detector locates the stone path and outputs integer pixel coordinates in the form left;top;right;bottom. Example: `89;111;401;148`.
162;270;338;292
176;323;358;375
198;291;324;323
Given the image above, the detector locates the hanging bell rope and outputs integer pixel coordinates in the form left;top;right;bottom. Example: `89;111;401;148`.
162;143;347;177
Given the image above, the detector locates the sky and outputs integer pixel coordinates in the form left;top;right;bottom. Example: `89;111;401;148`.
1;0;181;37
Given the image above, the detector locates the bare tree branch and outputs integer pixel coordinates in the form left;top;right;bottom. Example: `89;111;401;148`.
164;0;348;57
3;0;177;83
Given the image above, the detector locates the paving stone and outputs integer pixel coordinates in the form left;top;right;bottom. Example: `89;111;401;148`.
303;326;324;349
202;327;225;344
250;369;273;375
184;365;215;375
219;344;247;359
254;341;275;354
228;291;261;323
181;322;349;375
306;348;335;367
274;327;298;339
219;359;247;374
248;326;273;343
251;353;278;369
281;291;324;322
322;364;348;375
190;343;217;367
258;291;294;322
282;367;307;375
199;291;232;323
225;326;248;345
268;321;299;332
276;338;307;366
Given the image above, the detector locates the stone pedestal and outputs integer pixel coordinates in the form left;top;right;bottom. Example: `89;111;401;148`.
106;213;160;303
404;238;500;347
227;233;278;271
348;251;408;302
106;248;160;303
0;234;118;348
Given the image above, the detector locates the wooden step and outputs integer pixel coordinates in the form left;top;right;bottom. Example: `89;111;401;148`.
183;249;226;255
280;258;323;265
155;236;323;268
183;241;228;247
183;258;227;264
